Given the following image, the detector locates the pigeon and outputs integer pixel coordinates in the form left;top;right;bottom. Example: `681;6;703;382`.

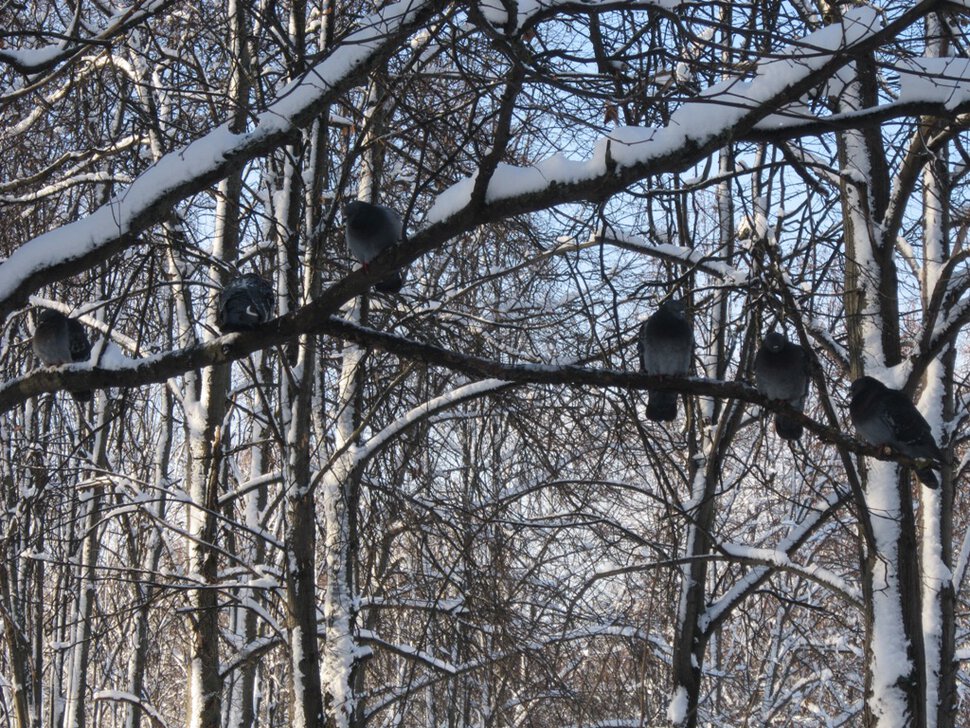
344;200;405;293
32;309;93;402
754;331;809;440
219;273;275;333
638;299;693;421
849;375;943;488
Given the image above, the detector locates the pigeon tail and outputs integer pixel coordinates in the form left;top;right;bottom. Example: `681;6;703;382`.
916;466;940;489
374;270;403;294
647;391;678;422
774;414;803;441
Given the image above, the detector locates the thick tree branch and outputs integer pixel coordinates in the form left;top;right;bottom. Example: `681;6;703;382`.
6;310;947;479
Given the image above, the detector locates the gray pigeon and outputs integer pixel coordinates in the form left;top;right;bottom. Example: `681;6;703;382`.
849;375;943;488
32;309;93;402
219;273;275;333
638;299;693;421
344;200;405;293
754;332;809;440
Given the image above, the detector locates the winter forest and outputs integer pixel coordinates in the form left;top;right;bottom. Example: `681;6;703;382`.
6;0;970;726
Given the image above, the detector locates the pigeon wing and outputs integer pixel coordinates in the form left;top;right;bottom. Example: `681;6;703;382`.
67;318;92;362
884;390;942;461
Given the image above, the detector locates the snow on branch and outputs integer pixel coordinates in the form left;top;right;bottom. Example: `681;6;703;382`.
356;378;512;462
0;0;440;321
0;0;177;79
363;619;671;720
718;543;862;607
0;1;939;327
93;691;168;728
896;56;970;109
701;490;851;633
478;0;682;36
358;631;460;674
426;6;888;222
748;55;970;140
592;229;748;284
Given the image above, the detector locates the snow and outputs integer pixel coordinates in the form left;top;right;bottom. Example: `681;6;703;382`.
479;0;682;34
94;340;137;369
183;397;208;438
0;0;431;310
720;543;859;602
667;686;688;725
361;596;466;613
93;691;166;725
0;44;63;69
427;7;882;224
290;625;307;727
897;57;970;110
702;490;844;630
5;0;177;73
359;630;459;673
359;378;508;460
865;459;912;726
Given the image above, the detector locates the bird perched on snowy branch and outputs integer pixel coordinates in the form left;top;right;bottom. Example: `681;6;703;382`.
344;199;406;293
32;309;93;402
638;298;693;422
849;375;943;488
754;331;810;441
219;273;275;333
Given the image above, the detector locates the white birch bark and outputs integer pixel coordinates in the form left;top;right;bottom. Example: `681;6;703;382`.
838;53;923;727
63;395;111;728
918;21;955;722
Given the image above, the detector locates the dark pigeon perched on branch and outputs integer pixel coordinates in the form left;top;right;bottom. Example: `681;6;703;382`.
32;309;93;402
849;375;943;488
219;273;275;333
344;200;405;293
754;331;809;441
638;299;693;422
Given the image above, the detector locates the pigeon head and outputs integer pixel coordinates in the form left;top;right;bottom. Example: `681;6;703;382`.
239;272;268;287
660;299;687;319
343;200;364;219
850;376;884;397
344;199;390;239
763;331;787;353
343;200;375;227
37;309;68;326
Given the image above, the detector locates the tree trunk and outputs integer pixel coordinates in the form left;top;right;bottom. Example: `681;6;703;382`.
918;21;956;722
667;140;741;728
63;397;112;728
837;52;925;728
125;385;173;728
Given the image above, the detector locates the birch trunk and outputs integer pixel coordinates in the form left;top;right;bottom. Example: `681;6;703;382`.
0;538;34;728
918;20;956;722
837;51;924;728
225;355;272;728
320;74;390;728
124;384;173;728
321;323;364;728
184;0;251;721
279;121;326;728
62;392;112;728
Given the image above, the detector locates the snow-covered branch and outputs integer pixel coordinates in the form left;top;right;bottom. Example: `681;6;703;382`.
0;0;442;320
0;1;940;325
